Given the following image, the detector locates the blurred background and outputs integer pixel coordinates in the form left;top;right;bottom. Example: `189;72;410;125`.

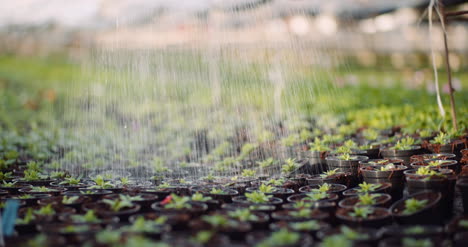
0;0;467;175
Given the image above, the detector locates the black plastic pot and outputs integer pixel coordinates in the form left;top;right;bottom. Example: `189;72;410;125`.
306;172;355;188
232;196;283;210
380;146;423;166
325;155;369;176
410;159;459;173
404;168;456;219
245;187;295;202
457;178;468;215
298;183;347;196
338;193;392;209
82;201;141;222
287;193;339;204
390;191;442;225
336;207;391;228
410;153;456;163
342;182;392;197
360;165;407;201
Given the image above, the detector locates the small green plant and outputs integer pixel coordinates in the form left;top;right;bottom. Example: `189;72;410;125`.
419;129;432;138
336;145;353;155
349;207;373;218
192;230;214;244
402;238;433;247
357;182;381;193
320;235;352;247
338;153;356;161
458;220;468;229
102;195;134;212
26;161;42;172
62;195;79;204
30;186;53;192
431;132;450;145
393;137;415;150
203;173;215;181
404;226;425;234
290;220;320;231
245;191;272;204
341;226;368;240
357;193;379;205
256;229;300;247
309;137;330;152
23;169;46;181
201;215;230;228
290;208;311;218
256;158;276;168
265;178;284;186
96;230;121;244
157;182;171;189
281;158;298;174
2;181;17;187
16;208;35;224
18;194;33;199
25;234;49;247
62;225;91;233
59;176;82;185
123;216;164;233
0;171;13;181
292;200;313;209
312;183;331;193
379;164;396;171
191;192;213;202
415;166;442;177
403;198;428;215
259;183;276;193
163;194;192;209
89;175;114;189
50;171;67;179
241;169;256;177
363;129;379;141
71;210;100;223
228;209;259;221
319;168;339;178
209;188;225;194
35;204;56;216
120;177;130;186
305;191;328;201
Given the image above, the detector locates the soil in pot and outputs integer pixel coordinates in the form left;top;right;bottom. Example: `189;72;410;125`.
336;206;391;228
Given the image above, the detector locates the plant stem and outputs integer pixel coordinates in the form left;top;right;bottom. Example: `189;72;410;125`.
439;1;458;131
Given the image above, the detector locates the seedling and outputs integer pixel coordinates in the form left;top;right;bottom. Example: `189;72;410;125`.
16;208;35;224
245;191;272;204
393;137;415;150
415;167;442;177
431;132;450;145
290;208;311;218
256;158;276;168
18;194;33;199
403;198;428;215
458;220;468;229
209;188;225;195
96;230;121;244
0;171;13;181
89;175;114;189
290;220;320;231
35;204;56;216
349;207;373;218
357;193;379;206
120;177;130;186
341;226;369;240
203;173;215;181
336;145;353;155
265;178;285;186
201;215;230;228
363;129;379;141
23;169;47;181
124;216;164;233
102;195;134;212
357;182;381;193
191;192;213;202
192;231;214;244
59;176;82;185
50;171;67;179
241;169;256;178
320;235;352;247
71;210;100;223
319;168;339;179
402;238;433;247
257;229;300;247
305;192;328;201
259;183;276;193
163;194;192;210
2;181;17;187
30;186;53;192
62;195;79;204
228;209;259;221
338;153;356;161
312;183;331;193
380;164;396;171
292;200;314;209
309;137;330;152
281;158;298;174
157;182;171;189
26;161;42;172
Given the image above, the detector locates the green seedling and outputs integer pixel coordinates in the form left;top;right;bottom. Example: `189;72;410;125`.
245;191;272;204
259;183;276;193
403;198;428;215
191;192;213;202
228;209;259;221
349;207;373;218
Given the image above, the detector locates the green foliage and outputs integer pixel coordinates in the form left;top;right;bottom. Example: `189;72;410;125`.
256;158;276;168
50;171;67;179
290;220;320;231
163;194;191;210
16;208;35;224
245;191;272;204
402;238;433;247
393;137;416;150
241;169;256;177
36;204;56;216
349;206;373;218
259;183;276;193
403;199;428;215
282;158;298;174
312;183;331;193
89;175;114;189
102;195;134;212
431;132;450;145
30;186;53;192
201;215;230;228
357;193;379;205
320;235;352;247
265;178;284;186
228;209;259;221
209;188;225;194
305;191;328;201
191;192;213;202
23;169;46;181
0;171;13;181
71;210;100;223
256;229;300;247
120;177;130;186
415;166;442;177
362;129;379;141
59;176;82;185
192;231;214;244
320;168;339;178
62;196;79;204
357;182;381;193
309;137;330;152
290;208;312;218
338;153;356;161
96;230;121;244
